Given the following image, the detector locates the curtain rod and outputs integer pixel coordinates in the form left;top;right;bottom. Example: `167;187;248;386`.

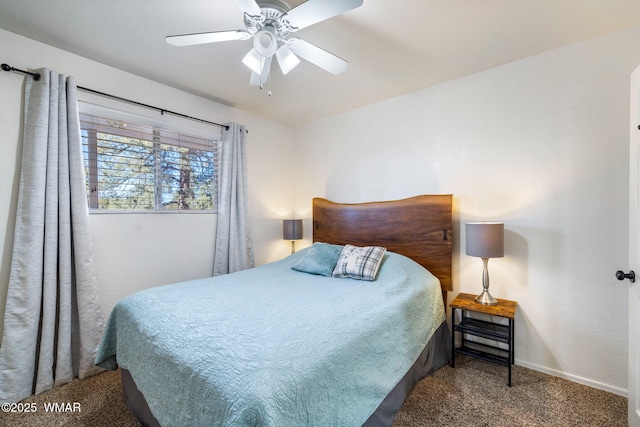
2;63;229;131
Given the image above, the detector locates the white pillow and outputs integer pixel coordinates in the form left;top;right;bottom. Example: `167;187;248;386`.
332;244;387;281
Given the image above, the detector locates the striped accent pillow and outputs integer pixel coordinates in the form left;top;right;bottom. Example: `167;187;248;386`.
332;244;387;281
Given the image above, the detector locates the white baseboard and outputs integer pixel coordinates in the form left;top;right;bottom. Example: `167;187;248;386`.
514;359;628;397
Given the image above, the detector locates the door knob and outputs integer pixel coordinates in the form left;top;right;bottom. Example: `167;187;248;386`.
616;270;636;283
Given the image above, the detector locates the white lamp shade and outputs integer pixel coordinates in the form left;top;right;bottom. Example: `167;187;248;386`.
242;48;264;74
276;45;300;75
466;222;504;258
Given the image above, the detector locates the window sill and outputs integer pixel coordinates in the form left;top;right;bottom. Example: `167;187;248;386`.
89;209;217;215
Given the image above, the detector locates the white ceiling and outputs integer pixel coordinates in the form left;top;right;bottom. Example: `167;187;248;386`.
1;0;640;127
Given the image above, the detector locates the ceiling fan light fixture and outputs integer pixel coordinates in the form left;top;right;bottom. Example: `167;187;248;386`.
166;0;364;88
242;48;264;74
275;45;300;75
253;28;278;57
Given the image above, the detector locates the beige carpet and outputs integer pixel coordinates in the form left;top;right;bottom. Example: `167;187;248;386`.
0;356;627;426
393;356;627;427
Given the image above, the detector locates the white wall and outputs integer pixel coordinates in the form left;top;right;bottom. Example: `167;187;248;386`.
292;25;640;395
0;29;296;338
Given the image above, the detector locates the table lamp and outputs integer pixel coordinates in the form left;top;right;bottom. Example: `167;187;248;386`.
283;219;303;254
466;222;504;305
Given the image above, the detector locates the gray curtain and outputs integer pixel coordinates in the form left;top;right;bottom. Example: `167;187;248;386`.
0;69;106;404
213;123;254;275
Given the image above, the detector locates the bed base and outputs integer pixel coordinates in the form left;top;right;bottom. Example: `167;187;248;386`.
121;369;160;427
121;322;451;427
362;321;451;426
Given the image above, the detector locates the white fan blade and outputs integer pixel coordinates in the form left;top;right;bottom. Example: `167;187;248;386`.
249;56;272;87
284;0;363;30
288;38;348;75
166;30;250;46
234;0;261;16
260;56;272;86
250;71;261;86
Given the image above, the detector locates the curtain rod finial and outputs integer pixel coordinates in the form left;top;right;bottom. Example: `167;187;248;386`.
2;63;40;80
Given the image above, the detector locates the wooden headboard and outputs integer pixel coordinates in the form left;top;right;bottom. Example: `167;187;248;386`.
313;195;453;303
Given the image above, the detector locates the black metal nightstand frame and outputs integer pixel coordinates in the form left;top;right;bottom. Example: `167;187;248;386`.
450;293;516;386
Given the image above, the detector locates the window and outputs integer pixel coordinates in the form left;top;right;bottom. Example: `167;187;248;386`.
80;112;219;212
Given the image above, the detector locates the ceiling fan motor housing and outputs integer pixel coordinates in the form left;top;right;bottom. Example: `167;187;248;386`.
245;0;295;41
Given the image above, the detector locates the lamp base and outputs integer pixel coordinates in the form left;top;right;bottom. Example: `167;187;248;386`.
475;290;498;305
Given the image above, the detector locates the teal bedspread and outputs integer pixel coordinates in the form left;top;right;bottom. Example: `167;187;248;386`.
95;249;446;427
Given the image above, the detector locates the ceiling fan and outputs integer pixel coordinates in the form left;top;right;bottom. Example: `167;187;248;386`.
166;0;364;88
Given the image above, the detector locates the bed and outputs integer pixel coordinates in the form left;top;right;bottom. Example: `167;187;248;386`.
95;194;453;426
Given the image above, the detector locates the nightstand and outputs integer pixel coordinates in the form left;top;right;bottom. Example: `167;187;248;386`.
450;292;517;386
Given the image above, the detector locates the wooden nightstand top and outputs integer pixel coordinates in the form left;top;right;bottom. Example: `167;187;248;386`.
450;292;517;319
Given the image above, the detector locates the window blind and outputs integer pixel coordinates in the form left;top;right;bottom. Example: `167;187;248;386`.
80;112;219;211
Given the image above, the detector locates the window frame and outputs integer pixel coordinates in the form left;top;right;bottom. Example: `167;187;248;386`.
78;101;221;214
